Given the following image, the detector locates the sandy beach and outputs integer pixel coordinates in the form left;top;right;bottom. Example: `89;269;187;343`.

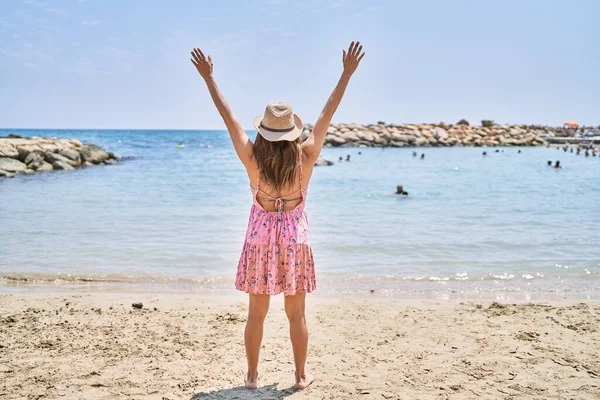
0;292;598;399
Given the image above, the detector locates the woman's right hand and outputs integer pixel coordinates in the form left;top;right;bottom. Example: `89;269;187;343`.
342;41;365;77
191;47;214;81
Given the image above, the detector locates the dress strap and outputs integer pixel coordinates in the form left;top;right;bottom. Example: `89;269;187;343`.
256;168;260;191
298;152;303;189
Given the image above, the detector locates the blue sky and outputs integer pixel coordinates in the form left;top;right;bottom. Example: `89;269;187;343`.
1;0;598;129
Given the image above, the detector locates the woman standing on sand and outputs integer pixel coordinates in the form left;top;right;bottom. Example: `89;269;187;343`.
191;41;364;390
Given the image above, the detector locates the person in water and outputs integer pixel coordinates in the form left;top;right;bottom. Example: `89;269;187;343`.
482;151;487;156
420;153;425;159
547;160;552;166
396;185;409;195
191;41;364;390
413;151;417;157
346;154;351;162
338;156;344;162
554;160;562;168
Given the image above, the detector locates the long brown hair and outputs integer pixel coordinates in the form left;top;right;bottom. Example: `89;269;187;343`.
253;135;302;193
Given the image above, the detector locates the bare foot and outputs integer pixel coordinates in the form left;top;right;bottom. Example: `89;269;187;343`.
245;373;258;390
295;372;315;390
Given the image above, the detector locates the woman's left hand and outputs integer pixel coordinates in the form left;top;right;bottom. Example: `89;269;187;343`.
191;47;214;80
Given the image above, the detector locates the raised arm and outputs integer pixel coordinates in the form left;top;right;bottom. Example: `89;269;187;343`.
303;41;365;161
191;48;253;165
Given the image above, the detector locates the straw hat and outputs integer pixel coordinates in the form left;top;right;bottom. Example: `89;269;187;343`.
253;102;303;142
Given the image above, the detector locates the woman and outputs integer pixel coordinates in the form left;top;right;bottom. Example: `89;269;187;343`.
191;41;364;390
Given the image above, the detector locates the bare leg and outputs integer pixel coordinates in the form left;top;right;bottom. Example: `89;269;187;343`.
284;292;315;389
244;293;270;389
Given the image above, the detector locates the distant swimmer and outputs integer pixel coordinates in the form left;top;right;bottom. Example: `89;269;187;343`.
554;160;562;169
482;151;487;156
413;151;417;157
396;185;409;196
420;153;425;159
518;149;521;153
358;151;362;155
585;150;590;157
547;160;552;166
346;154;351;162
495;149;499;153
176;143;185;148
338;156;344;163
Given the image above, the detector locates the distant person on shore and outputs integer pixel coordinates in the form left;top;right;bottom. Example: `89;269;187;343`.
396;185;409;196
191;41;364;390
421;153;425;159
554;161;562;168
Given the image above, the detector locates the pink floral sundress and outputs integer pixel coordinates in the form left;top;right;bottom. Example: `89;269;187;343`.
235;160;316;296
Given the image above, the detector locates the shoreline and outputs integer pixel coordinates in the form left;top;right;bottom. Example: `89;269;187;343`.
2;278;599;302
1;292;598;399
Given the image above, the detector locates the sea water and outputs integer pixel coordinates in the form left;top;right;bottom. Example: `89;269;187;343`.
1;129;598;300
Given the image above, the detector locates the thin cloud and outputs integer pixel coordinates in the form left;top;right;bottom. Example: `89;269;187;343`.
0;48;22;57
81;20;101;26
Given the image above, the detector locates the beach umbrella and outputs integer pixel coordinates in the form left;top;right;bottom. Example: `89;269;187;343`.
564;120;579;128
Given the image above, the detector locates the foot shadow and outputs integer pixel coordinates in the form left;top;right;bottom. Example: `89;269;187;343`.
190;383;297;399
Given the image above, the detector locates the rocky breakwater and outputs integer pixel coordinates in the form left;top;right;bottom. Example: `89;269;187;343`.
302;120;551;147
0;135;117;178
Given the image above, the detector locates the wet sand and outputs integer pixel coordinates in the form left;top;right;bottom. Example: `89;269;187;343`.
0;292;599;399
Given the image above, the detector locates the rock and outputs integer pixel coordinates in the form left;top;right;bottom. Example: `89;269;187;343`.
44;152;74;166
0;158;27;172
132;302;143;309
432;127;449;140
314;157;334;166
356;131;375;142
24;152;44;166
51;160;74;170
36;162;53;172
457;119;470;126
60;149;82;166
328;136;347;146
22;169;35;175
0;142;19;159
0;169;15;178
79;144;109;164
482;120;494;127
421;130;433;139
391;133;412;142
415;137;429;146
